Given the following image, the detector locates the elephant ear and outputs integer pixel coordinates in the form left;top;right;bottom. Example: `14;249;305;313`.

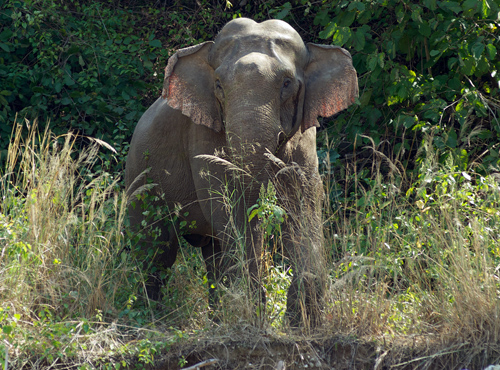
303;43;358;132
162;41;222;131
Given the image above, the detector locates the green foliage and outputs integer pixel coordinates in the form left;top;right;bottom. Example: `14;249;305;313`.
327;137;500;335
248;182;287;239
0;0;227;173
264;266;292;328
311;0;499;181
0;119;202;368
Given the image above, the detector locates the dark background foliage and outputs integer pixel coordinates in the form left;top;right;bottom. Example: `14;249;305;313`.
0;0;499;182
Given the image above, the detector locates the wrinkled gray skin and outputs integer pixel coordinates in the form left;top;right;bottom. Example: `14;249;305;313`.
125;18;358;327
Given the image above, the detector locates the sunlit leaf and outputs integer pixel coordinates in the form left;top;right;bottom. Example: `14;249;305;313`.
486;44;496;60
318;22;336;39
471;42;485;60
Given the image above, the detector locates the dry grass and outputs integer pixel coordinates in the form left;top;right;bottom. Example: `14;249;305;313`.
318;131;500;366
0;118;135;320
2;119;500;368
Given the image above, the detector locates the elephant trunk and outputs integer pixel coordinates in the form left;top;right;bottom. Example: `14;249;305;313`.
224;105;282;175
220;104;281;303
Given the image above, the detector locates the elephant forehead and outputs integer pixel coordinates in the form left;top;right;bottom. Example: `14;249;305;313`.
224;52;282;79
210;18;308;68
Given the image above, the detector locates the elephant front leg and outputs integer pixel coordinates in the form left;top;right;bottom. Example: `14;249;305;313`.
283;220;326;328
218;208;267;322
200;238;222;310
275;168;327;328
246;222;267;315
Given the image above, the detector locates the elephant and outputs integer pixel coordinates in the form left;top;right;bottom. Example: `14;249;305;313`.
125;17;358;327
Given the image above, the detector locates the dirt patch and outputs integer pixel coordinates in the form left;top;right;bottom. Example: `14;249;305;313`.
155;336;373;370
150;326;500;370
152;330;500;370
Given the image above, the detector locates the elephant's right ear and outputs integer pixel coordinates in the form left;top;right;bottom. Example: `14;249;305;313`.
162;41;222;132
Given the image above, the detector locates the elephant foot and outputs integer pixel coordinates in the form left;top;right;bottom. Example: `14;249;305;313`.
286;272;325;328
144;269;167;301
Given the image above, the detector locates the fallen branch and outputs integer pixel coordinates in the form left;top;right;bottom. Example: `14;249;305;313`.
182;358;219;370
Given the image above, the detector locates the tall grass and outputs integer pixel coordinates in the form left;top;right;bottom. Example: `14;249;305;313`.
0;118;136;320
322;132;500;357
2;117;500;367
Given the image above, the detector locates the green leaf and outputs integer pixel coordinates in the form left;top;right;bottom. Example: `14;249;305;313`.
0;43;10;52
486;44;496;60
399;115;417;129
367;53;378;70
461;57;475;75
248;209;259;223
149;39;162;48
348;2;365;11
411;5;423;23
339;11;356;27
64;75;74;86
332;27;352;47
463;0;479;12
440;1;462;14
275;2;292;19
446;130;457;148
377;53;385;69
418;22;431;37
354;29;366;51
2;325;13;334
0;29;13;42
319;22;336;40
314;9;330;26
481;0;490;18
396;7;405;23
471;43;485;60
423;0;437;10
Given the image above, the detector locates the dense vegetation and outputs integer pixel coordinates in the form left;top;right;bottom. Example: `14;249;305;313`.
1;0;499;368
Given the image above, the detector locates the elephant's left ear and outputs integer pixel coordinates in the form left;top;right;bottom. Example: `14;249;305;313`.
303;43;358;132
162;41;222;132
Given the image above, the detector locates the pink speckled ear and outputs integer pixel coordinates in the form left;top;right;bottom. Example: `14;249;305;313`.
162;41;222;132
303;44;358;132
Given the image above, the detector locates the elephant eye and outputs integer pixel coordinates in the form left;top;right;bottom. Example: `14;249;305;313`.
281;78;294;101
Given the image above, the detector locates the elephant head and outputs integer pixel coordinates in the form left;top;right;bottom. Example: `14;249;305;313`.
162;18;357;167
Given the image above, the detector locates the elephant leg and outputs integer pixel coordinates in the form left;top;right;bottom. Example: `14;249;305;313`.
286;271;325;328
184;234;225;309
128;200;180;300
246;226;266;309
198;237;224;309
144;222;180;301
274;167;326;327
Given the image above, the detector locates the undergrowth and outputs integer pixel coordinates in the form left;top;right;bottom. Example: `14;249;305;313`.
2;118;500;368
0;119;190;369
322;131;500;361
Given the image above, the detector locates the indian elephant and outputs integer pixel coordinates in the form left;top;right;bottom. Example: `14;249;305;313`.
125;18;358;327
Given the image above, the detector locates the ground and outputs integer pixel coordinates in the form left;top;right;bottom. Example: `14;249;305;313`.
149;327;499;370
